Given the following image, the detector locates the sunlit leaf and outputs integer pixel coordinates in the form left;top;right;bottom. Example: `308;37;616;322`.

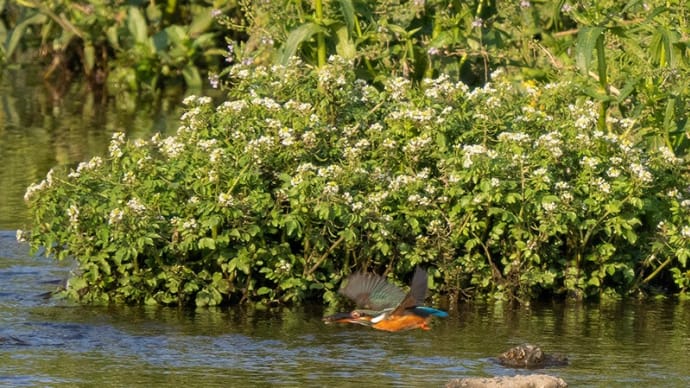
127;7;148;44
279;22;327;65
575;26;604;75
336;0;356;36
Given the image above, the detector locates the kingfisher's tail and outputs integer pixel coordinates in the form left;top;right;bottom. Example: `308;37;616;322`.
413;306;449;318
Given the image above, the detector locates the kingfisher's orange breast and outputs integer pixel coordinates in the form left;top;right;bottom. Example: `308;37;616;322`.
372;314;431;332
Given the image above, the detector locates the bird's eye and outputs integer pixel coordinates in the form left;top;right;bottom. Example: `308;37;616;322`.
352;311;360;318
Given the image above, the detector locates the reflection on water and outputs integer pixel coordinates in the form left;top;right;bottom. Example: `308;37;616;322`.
0;68;185;230
1;232;689;387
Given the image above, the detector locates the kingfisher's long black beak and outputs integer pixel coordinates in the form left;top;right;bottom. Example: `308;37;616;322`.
322;311;357;324
323;311;375;326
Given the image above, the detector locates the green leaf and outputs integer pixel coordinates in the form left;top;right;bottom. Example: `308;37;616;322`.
182;65;202;88
152;30;169;53
257;286;272;296
5;11;47;59
189;7;214;37
334;25;356;59
279;22;327;65
575;26;604;75
199;237;216;250
128;7;149;44
650;26;672;67
336;0;356;36
106;25;121;50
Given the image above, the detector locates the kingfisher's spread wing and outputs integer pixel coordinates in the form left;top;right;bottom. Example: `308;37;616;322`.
408;267;428;306
390;267;429;315
339;272;406;311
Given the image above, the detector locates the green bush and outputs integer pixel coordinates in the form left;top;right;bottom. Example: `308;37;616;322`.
2;0;236;90
20;58;690;306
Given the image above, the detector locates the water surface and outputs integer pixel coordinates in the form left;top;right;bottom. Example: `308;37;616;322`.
2;231;689;387
0;68;184;230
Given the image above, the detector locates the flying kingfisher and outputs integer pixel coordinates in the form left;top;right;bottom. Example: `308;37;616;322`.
323;267;448;332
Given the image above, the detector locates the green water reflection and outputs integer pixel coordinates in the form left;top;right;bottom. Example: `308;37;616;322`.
0;68;185;230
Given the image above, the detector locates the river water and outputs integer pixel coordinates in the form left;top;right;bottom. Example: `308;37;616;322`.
1;69;689;387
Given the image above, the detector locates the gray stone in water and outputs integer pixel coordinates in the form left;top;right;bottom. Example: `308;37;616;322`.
446;374;568;388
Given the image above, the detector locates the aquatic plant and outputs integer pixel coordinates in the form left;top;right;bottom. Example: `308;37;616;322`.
19;57;690;305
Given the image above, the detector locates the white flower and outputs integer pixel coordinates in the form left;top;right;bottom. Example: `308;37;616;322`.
210;148;224;163
367;191;389;206
659;146;682;165
160;136;185;158
16;229;27;242
384;77;411;100
383;138;397;149
497;132;530;143
24;181;47;202
108;143;123;158
182;218;198;231
681;226;690;238
127;198;146;214
428;219;444;234
67;205;79;225
417;168;431;180
404;136;432;154
574;115;593;130
555;181;570;191
218;100;248;113
218;193;234;207
182;95;212;106
109;208;124;225
581;156;599;169
542;201;557;212
323;182;340;196
630;163;652;183
208;170;219;183
607;168;621;178
408;194;431;206
594;177;611;194
199;139;218;151
251;97;282;110
536;132;563;158
182;95;198;105
123;171;136;184
462;144;490;168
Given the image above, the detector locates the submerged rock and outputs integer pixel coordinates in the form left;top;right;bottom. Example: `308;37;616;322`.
446;374;568;388
0;335;30;346
497;344;568;368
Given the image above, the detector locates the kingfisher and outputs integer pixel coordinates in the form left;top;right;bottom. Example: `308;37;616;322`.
323;267;448;332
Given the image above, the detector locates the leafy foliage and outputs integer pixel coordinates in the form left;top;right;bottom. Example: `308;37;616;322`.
2;0;234;89
21;58;690;305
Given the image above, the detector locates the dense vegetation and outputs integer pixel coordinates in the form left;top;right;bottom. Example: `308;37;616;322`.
9;0;690;305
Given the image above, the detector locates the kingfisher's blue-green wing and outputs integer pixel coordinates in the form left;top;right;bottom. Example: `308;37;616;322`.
339;272;406;310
